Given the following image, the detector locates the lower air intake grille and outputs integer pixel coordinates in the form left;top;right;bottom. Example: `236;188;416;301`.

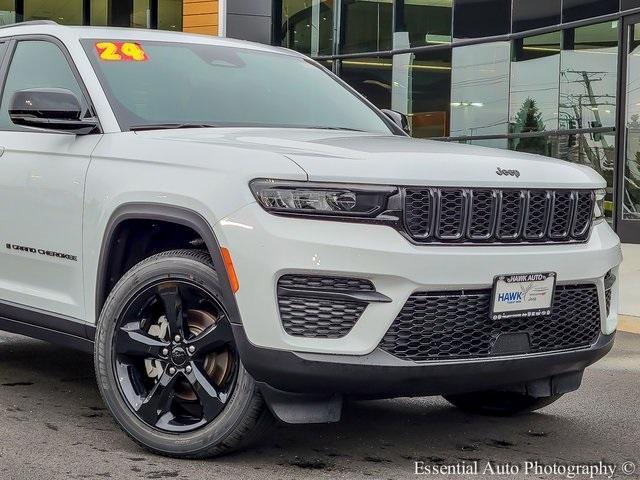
380;284;601;361
277;275;373;339
278;296;366;338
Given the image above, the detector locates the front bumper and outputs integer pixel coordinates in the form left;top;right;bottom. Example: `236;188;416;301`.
218;203;622;356
234;324;614;398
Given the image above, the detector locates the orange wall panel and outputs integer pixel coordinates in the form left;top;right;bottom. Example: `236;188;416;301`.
183;0;218;36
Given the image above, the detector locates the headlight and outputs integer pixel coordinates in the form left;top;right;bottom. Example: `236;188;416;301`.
250;179;397;218
593;189;606;224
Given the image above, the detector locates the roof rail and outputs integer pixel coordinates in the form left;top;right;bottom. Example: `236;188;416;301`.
0;20;59;30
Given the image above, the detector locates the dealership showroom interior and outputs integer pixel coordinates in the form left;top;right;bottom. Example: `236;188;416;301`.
0;0;638;479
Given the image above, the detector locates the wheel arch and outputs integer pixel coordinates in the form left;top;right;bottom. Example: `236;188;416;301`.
95;203;242;326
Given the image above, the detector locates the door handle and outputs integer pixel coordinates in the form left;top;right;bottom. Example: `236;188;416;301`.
0;146;4;157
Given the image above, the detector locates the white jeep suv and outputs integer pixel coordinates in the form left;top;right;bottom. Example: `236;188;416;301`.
0;21;621;458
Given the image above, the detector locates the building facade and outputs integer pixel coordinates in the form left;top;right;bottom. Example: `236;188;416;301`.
0;1;219;35
3;0;640;244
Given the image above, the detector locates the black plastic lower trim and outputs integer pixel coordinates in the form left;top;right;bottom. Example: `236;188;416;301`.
96;203;242;326
0;301;94;352
233;324;615;399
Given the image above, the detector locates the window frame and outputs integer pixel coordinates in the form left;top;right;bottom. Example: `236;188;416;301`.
0;34;102;134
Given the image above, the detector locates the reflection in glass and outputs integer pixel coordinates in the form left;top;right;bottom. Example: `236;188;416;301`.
318;59;335;72
278;0;334;56
453;0;510;40
341;0;392;54
472;138;509;149
90;0;107;25
394;0;452;49
103;0;150;27
512;0;560;33
0;0;15;25
560;23;618;131
624;25;640;220
340;58;392;110
509;32;561;154
509;133;556;157
622;0;640;10
131;0;151;28
552;131;616;221
450;42;510;139
158;0;183;31
563;0;618;23
24;0;83;25
391;50;451;138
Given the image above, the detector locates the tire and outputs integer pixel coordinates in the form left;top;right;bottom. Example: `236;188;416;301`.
94;249;271;458
443;391;564;416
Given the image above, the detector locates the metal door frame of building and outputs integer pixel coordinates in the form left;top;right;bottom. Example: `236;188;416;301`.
616;12;640;243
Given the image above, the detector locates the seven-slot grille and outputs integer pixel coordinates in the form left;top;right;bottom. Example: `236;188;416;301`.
403;188;594;244
379;284;601;362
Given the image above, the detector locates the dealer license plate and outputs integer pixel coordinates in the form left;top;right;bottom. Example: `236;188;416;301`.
490;272;556;320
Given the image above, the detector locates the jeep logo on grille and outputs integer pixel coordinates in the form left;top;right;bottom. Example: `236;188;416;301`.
496;167;520;178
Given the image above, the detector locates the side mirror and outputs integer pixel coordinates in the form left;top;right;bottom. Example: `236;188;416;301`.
9;88;99;135
381;109;411;135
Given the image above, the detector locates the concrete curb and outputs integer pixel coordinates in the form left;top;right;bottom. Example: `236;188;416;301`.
619;315;640;334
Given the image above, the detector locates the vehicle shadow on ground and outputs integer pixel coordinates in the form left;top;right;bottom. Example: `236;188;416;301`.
0;335;615;478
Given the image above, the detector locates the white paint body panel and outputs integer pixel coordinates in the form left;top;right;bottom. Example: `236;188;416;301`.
0;132;100;318
220;205;621;354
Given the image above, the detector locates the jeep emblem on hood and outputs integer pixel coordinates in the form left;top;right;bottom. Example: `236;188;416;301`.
496;167;520;178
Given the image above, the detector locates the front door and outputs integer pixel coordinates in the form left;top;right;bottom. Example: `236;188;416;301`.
0;38;100;320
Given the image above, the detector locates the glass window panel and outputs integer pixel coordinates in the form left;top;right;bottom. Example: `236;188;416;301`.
107;0;150;27
158;0;182;31
622;0;640;10
563;0;618;23
131;0;150;28
512;0;560;33
624;25;640;220
24;0;83;25
0;0;15;25
453;0;511;40
450;42;510;138
341;0;393;54
394;0;452;49
560;22;619;131
339;57;392;109
0;40;86;131
278;0;334;56
509;133;557;157
391;49;451;138
472;138;508;149
318;59;335;72
90;0;107;26
510;32;561;145
552;131;616;221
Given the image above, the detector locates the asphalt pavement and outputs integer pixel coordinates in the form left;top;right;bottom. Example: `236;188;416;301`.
0;331;638;480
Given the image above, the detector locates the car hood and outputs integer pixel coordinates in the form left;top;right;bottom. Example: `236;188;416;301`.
136;128;606;189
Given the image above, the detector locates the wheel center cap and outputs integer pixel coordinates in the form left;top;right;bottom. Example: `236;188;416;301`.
171;347;188;367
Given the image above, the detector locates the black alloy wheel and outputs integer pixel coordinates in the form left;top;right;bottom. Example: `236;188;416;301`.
95;250;270;458
114;280;237;432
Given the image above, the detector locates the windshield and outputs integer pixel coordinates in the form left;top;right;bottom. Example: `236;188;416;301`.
82;39;394;133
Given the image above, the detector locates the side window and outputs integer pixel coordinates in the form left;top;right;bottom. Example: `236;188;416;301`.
0;40;87;131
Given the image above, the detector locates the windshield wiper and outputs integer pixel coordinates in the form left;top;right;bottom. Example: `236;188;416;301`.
130;123;220;131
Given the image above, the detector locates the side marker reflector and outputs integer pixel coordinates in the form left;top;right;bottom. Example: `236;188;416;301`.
220;247;239;294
